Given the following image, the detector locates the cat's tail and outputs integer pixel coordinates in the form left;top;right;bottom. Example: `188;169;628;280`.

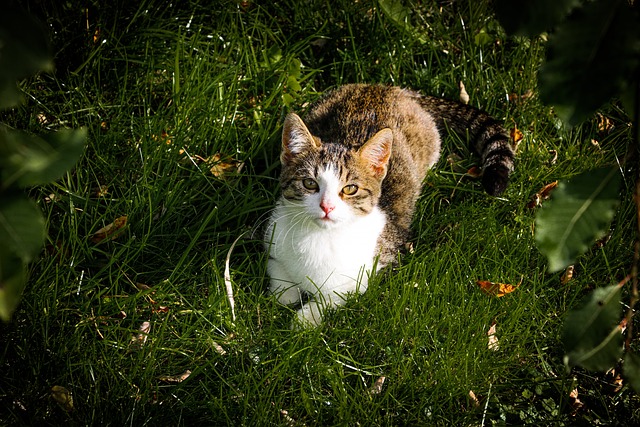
419;95;514;196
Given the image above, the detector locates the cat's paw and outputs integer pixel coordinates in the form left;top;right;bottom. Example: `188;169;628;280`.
292;302;324;329
482;164;511;196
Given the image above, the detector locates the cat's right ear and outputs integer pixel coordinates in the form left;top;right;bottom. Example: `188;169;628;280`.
358;128;393;179
281;113;320;165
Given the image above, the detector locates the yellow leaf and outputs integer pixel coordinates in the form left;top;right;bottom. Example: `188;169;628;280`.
476;279;520;297
91;215;127;243
51;385;73;411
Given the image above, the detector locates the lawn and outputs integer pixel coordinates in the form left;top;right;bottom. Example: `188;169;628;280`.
1;0;638;425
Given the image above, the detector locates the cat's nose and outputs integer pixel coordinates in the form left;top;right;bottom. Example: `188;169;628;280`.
320;201;335;215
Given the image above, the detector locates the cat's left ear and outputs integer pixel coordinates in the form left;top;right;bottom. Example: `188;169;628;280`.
358;128;393;178
281;113;320;165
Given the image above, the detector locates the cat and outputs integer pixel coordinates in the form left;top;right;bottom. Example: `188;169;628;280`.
264;84;514;327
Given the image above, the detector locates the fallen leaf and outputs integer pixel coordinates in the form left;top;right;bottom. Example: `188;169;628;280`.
596;113;614;134
279;409;298;427
476;279;520;297
561;265;575;284
51;385;74;411
210;340;227;355
548;149;558;165
159;370;191;383
507;90;533;104
134;282;152;291
595;232;612;248
465;165;482;178
569;387;584;415
130;321;151;348
207;153;244;178
369;376;386;395
91;215;127;243
526;181;558;208
459;81;470;104
510;126;523;145
468;390;480;407
152;129;172;145
487;322;499;351
94;185;109;197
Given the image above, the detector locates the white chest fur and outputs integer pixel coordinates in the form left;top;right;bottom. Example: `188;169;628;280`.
266;200;386;300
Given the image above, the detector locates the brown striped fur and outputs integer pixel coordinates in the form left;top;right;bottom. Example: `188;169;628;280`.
278;83;514;267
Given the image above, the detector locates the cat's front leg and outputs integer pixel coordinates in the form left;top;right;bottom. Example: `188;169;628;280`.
294;285;355;328
267;257;302;305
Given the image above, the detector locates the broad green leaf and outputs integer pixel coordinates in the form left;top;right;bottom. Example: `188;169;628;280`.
0;127;87;188
0;195;46;263
0;7;53;109
625;352;640;394
538;0;640;126
0;246;27;321
535;167;620;273
494;0;580;36
562;285;623;371
377;0;410;30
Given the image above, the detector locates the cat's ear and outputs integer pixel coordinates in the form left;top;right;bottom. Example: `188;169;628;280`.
281;113;320;165
358;128;393;178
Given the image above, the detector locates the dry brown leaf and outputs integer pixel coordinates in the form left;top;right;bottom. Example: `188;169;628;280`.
507;90;533;104
527;181;558;208
468;390;480;407
561;265;575;284
476;279;520;297
91;215;127;243
487;322;499;351
208;153;244;178
210;340;227;355
459;81;470;104
597;113;614;133
369;376;386;395
510;126;524;145
51;385;74;411
466;166;482;178
569;387;584;416
130;321;151;348
159;370;192;383
94;185;109;197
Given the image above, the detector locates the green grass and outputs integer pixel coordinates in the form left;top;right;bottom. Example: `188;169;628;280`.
1;0;638;425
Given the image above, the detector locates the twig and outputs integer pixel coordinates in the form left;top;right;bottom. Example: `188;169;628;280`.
481;383;492;427
224;231;248;323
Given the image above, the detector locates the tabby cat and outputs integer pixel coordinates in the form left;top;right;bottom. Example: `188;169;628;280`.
264;84;514;327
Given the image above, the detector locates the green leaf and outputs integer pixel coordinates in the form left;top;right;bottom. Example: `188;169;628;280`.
624;352;640;394
0;195;46;263
377;0;410;29
0;127;87;188
494;0;580;36
535;166;620;273
562;285;623;371
0;7;53;109
0;247;27;321
538;0;640;126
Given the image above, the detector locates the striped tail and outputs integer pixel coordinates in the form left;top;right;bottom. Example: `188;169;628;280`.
419;96;514;196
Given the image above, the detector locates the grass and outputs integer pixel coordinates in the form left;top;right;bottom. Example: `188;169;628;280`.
1;0;638;425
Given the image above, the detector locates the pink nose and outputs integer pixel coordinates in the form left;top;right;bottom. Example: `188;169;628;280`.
320;201;335;215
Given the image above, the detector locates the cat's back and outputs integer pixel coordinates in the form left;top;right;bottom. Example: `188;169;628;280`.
303;84;441;177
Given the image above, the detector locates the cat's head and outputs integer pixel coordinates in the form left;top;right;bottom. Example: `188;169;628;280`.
278;113;392;228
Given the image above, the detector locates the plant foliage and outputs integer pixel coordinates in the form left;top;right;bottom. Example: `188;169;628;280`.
496;0;640;390
0;7;86;321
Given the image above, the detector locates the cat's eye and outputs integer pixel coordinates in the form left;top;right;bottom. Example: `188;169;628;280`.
342;184;358;195
302;178;319;191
